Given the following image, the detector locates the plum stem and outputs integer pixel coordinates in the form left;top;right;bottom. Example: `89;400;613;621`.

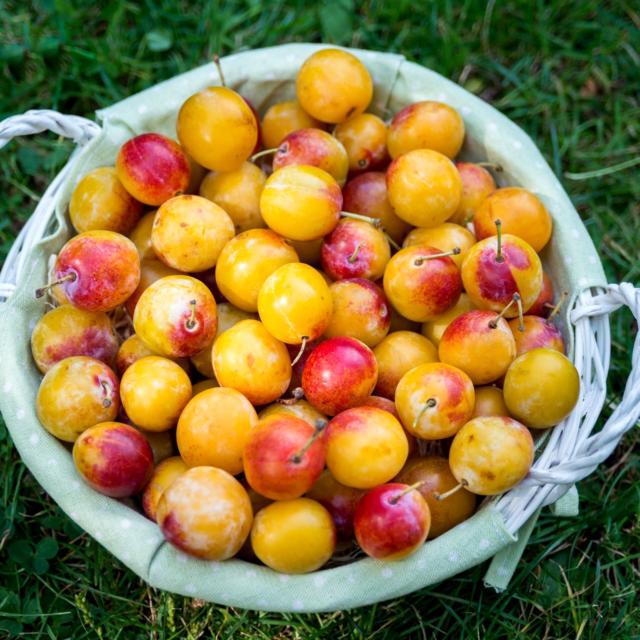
100;380;113;408
476;161;503;172
290;419;328;464
251;148;277;162
515;294;525;332
279;387;304;405
341;211;382;228
185;299;199;331
547;291;569;320
435;479;468;501
495;218;504;262
382;229;401;251
390;481;425;505
489;293;520;328
347;242;363;263
290;337;308;366
414;247;461;266
412;397;437;430
35;272;76;299
213;54;226;87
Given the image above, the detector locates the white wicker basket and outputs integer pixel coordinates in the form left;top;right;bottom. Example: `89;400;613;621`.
0;46;638;611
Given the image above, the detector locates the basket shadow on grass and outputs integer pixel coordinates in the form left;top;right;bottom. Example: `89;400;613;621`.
1;0;639;638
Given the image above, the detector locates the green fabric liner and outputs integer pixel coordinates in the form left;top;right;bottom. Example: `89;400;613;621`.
0;43;607;611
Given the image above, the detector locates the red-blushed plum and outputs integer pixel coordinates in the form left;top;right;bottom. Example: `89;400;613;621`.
301;336;378;416
273;128;349;186
334;113;388;173
439;310;517;384
142;456;188;522
39;231;140;312
72;422;154;497
421;293;475;346
396;456;476;538
342;171;411;245
243;414;327;500
133;275;217;358
450;161;496;225
36;356;119;442
449;416;534;495
116;133;190;206
306;470;365;541
321;219;390;281
395;362;475;440
508;315;565;356
383;245;462;323
527;271;555;317
156;467;253;560
326;406;408;488
461;232;542;314
31;305;118;373
324;278;390;347
354;482;431;560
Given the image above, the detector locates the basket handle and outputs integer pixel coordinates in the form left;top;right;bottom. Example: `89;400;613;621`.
527;282;640;485
0;109;100;149
0;109;101;301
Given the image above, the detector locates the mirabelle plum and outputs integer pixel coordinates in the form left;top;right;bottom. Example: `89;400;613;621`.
115;334;189;376
386;149;462;227
31;305;118;373
449;416;534;495
439;310;516;384
177;387;257;474
296;49;373;124
258;263;333;345
36;356;119;442
334;113;388;172
474;187;552;253
116;133;190;206
509;315;565;356
133;275;217;358
69;167;143;234
142;456;188;522
373;330;438;399
199;162;266;233
151;195;234;272
396;456;476;538
403;223;475;269
157;466;253;560
259;399;326;427
73;422;153;497
395;362;475;440
212;319;291;405
251;498;335;573
128;211;157;260
527;272;555;317
120;356;192;432
387;101;465;159
472;386;509;417
177;86;258;171
261;100;322;149
326;406;408;488
324;278;390;347
503;348;579;428
260;165;342;241
124;258;181;318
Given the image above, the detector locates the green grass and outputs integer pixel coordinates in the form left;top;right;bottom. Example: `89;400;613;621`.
1;1;639;638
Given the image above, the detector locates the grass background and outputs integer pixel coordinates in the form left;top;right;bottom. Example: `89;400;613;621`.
1;1;639;638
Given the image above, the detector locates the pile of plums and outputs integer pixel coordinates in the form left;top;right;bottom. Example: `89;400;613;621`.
31;48;580;574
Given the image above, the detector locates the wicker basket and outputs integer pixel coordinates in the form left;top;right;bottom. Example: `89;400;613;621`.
0;44;638;613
